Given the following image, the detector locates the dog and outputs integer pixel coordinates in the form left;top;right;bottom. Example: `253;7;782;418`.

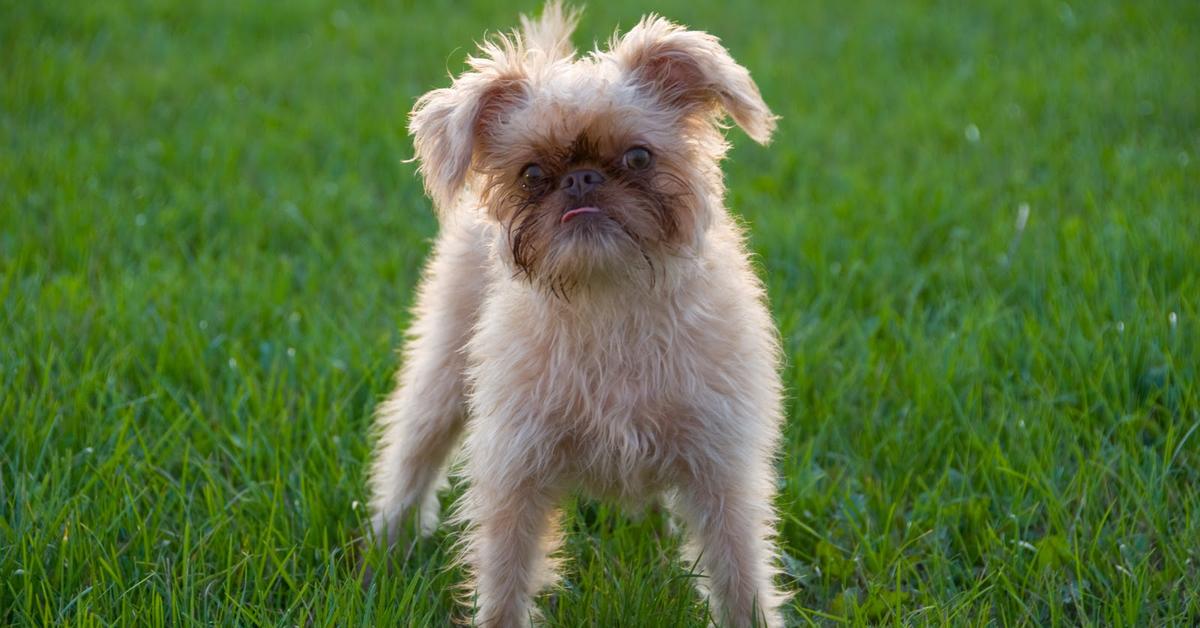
367;4;786;625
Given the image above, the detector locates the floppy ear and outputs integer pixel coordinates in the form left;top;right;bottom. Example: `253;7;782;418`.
409;40;527;215
611;16;777;145
410;3;580;215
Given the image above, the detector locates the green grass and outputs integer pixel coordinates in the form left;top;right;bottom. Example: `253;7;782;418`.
3;0;1198;624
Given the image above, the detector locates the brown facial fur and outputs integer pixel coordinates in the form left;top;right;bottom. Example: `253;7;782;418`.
479;120;699;295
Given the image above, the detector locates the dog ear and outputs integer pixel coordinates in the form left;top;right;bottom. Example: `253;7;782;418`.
410;3;580;216
610;16;777;145
409;39;527;216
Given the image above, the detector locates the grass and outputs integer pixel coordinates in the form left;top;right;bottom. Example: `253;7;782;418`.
2;0;1198;624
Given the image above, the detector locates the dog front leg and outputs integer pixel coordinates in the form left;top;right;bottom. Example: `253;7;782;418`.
672;468;786;628
457;459;563;627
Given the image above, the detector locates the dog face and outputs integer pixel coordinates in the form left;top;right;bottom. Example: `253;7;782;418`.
409;6;776;293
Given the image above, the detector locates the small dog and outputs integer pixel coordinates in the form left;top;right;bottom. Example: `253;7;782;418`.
368;4;786;625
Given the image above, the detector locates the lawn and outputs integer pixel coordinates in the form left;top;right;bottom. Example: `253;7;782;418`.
2;0;1198;624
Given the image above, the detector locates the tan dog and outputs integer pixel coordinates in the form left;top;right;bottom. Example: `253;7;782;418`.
368;4;786;625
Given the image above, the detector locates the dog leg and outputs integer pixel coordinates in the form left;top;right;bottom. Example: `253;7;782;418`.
367;367;463;549
367;223;487;551
458;468;562;627
672;470;786;628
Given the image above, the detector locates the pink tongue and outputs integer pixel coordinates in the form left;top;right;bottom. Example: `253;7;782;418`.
561;206;601;223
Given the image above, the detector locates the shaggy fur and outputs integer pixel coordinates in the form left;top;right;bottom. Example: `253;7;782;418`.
368;4;786;626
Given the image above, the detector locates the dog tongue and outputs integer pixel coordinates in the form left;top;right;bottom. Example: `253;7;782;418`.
561;206;601;223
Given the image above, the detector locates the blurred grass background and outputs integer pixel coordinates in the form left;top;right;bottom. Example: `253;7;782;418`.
2;0;1198;624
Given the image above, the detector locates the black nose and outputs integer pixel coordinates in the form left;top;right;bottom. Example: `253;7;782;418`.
560;169;605;197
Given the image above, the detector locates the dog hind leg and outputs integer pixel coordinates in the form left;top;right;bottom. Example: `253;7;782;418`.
367;222;488;551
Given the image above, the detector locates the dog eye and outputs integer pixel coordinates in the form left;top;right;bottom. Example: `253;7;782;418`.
622;147;652;170
520;164;545;189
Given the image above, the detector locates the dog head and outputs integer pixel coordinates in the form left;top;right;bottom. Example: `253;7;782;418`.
410;2;776;295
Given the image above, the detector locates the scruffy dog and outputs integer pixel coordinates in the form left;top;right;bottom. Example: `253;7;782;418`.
368;4;785;626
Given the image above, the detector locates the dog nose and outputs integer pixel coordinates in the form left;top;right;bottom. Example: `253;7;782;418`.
560;169;605;197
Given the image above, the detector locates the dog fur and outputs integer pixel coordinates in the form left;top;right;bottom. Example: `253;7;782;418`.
367;4;786;625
